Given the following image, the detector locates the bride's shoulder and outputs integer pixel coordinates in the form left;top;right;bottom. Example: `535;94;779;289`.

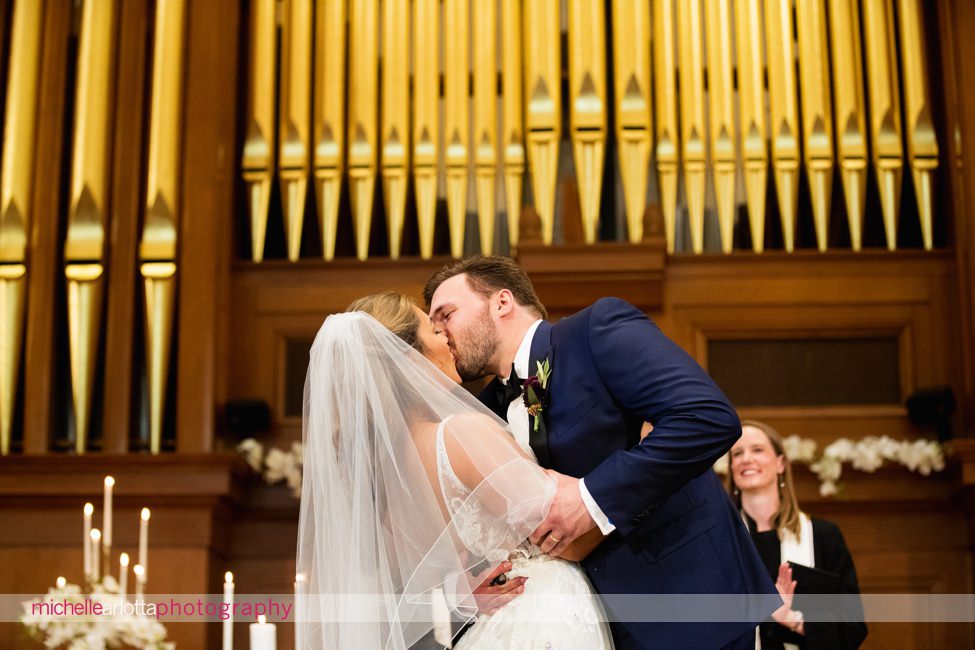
442;411;503;436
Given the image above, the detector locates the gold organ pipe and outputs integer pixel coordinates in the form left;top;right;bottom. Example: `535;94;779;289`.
862;0;904;249
382;0;410;259
0;264;25;455
568;0;608;245
65;0;117;453
413;0;439;259
524;0;561;245
829;0;869;251
314;0;346;261
705;0;737;253
797;0;833;251
140;0;186;454
501;0;525;252
677;0;706;253
242;0;276;262
65;264;103;454
897;0;939;250
139;262;175;455
653;0;679;253
0;0;44;454
734;0;768;252
765;0;801;252
279;0;312;262
348;0;379;260
474;0;498;255
444;0;470;258
611;0;652;244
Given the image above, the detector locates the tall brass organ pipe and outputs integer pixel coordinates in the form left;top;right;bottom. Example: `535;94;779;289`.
139;0;186;454
64;0;117;453
0;0;44;455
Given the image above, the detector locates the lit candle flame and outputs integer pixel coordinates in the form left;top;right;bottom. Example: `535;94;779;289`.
120;553;130;567
84;503;94;516
141;507;150;521
225;571;233;583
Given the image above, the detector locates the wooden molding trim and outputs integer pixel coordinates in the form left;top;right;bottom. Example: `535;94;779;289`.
0;453;248;500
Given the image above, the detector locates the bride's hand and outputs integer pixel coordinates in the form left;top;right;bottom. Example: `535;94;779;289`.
471;561;528;615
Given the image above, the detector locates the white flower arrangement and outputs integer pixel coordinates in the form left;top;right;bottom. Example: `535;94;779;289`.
21;576;173;650
237;438;303;497
714;434;946;496
244;433;946;500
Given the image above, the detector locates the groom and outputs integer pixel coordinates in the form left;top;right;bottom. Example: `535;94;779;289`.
425;256;779;650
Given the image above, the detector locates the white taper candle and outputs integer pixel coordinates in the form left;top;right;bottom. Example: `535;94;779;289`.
223;571;234;650
83;503;93;579
119;553;129;601
138;508;150;584
133;563;145;598
90;529;101;581
294;572;305;650
102;476;114;551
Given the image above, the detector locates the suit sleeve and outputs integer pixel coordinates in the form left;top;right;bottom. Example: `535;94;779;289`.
581;298;741;538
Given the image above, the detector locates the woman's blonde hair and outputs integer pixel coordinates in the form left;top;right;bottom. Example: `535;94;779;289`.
727;419;803;541
346;292;423;351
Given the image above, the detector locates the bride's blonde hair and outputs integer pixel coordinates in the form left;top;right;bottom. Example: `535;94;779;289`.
346;292;423;351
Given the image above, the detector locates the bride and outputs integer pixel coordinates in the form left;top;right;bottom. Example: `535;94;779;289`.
297;292;613;649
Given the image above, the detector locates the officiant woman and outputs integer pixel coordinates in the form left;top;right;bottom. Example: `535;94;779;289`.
727;420;868;650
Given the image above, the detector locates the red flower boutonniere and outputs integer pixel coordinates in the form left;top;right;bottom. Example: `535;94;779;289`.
522;358;551;432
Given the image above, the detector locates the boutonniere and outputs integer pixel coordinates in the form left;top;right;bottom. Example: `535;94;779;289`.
522;358;551;431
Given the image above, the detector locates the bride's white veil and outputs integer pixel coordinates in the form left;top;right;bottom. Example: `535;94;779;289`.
297;312;556;649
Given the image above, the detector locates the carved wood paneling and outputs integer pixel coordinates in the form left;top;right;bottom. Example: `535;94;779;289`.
655;252;958;442
176;0;241;453
101;0;151;453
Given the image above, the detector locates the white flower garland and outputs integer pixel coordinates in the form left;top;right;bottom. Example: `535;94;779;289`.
713;434;946;496
241;434;947;500
21;576;174;650
237;438;303;498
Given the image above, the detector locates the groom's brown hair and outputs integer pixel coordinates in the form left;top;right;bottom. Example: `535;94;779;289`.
423;255;548;320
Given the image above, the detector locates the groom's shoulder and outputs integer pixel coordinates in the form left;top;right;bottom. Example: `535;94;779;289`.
564;297;645;325
554;297;649;340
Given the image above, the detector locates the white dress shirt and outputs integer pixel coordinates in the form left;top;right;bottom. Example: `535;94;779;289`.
501;321;616;535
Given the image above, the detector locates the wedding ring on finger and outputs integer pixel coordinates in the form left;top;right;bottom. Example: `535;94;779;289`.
490;573;507;586
547;534;561;544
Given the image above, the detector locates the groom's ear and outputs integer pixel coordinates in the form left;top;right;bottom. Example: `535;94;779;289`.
494;288;516;317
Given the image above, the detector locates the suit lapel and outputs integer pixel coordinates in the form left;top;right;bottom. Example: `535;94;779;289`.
528;321;554;467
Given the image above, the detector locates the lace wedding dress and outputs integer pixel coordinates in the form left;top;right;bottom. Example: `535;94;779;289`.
435;420;615;650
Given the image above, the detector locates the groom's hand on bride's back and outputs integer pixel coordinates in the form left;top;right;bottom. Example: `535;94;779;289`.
471;560;528;615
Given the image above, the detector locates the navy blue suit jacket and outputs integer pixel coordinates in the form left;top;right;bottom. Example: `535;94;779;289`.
480;298;779;649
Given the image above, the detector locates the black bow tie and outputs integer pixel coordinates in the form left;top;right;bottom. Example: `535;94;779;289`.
497;364;524;405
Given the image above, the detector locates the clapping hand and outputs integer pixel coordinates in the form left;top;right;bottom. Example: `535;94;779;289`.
771;563;804;634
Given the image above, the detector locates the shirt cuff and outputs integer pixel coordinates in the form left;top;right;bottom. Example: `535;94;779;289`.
579;478;616;535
